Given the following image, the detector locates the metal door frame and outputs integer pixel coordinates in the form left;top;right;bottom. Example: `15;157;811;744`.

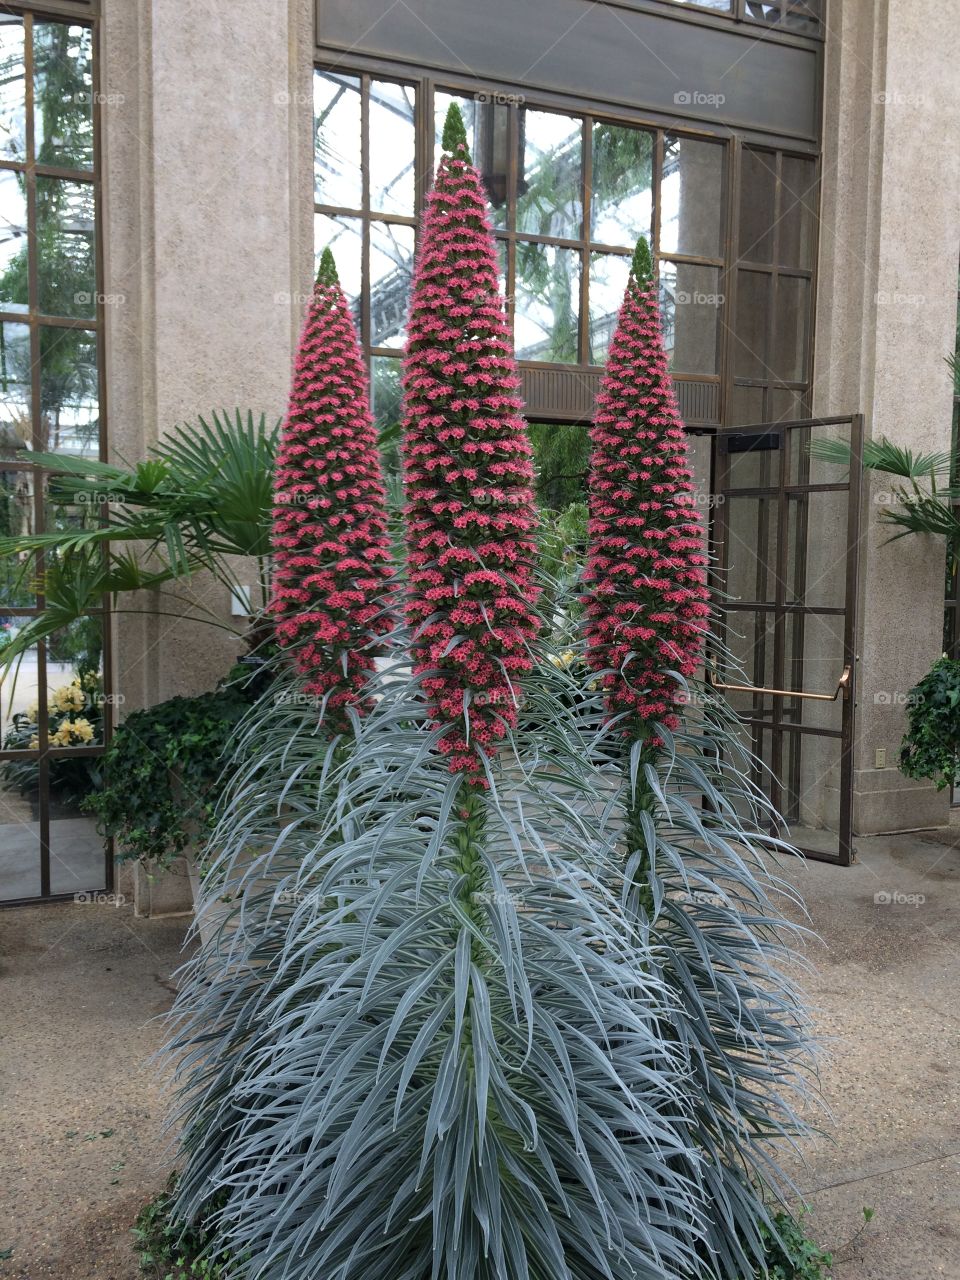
710;414;862;866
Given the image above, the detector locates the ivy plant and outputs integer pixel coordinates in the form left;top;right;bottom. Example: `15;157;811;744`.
899;656;960;790
133;1179;234;1279
84;662;268;868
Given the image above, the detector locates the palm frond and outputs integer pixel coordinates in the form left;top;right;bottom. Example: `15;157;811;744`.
810;434;953;478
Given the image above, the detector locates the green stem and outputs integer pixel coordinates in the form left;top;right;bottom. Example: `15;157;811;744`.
626;737;660;919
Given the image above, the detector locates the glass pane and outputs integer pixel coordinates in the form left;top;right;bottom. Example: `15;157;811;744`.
788;420;850;486
770;387;806;424
783;612;844;743
529;422;589;513
746;1;820;32
771;275;810;382
34;22;94;170
435;93;508;229
314;72;362;211
660;261;721;375
732;270;771;380
0;16;26;161
738;148;776;264
591;122;652;249
724;494;779;604
0;468;35;608
43;617;104;748
49;793;104;895
369;80;416;216
40;325;98;457
495;237;508;294
787;490;848;610
314;212;362;325
788;732;842;859
371;354;402;493
779;155;816;269
727;384;764;427
514;242;580;363
0;168;27;312
518;109;582;240
588;252;630;365
721;609;776;721
672;0;732;8
0;320;31;449
0;643;41;902
660;136;723;258
370;221;414;350
37;177;96;319
723;429;780;490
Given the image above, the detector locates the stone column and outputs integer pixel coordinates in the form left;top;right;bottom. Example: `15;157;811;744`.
100;0;314;711
813;0;960;834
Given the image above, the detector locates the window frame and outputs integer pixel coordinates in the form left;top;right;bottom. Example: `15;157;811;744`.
0;1;111;904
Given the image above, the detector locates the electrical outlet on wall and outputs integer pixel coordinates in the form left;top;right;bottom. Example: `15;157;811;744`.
875;747;886;769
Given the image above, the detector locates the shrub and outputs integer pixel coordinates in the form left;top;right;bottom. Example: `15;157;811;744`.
899;655;960;790
84;663;266;867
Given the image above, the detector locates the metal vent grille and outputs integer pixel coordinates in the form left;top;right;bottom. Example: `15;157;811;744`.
676;380;720;425
521;367;720;429
520;367;600;424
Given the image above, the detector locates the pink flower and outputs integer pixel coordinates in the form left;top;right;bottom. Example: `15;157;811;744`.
402;107;540;783
270;248;393;729
583;238;710;738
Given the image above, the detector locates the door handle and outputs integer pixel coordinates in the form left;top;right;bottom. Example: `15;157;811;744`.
705;663;851;702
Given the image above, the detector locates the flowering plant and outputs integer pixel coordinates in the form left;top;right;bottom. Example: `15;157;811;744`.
401;105;540;781
2;668;102;805
166;125;814;1280
583;236;711;736
270;246;392;728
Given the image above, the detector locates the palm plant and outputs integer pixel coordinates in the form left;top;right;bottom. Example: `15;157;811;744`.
0;408;280;668
164;110;814;1280
809;433;959;564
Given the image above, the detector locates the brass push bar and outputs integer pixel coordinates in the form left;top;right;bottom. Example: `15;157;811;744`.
705;664;851;703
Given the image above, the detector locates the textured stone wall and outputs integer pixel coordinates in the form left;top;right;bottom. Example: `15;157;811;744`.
99;0;314;711
815;0;960;833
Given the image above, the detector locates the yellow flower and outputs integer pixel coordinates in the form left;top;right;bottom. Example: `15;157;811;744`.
82;672;100;691
69;717;95;743
49;718;94;746
24;703;38;723
28;734;38;749
49;683;85;713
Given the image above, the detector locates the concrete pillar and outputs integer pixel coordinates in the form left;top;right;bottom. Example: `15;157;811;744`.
100;0;314;710
814;0;960;834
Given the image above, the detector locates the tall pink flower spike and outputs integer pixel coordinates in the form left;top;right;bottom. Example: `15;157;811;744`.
270;247;393;730
402;104;540;783
583;237;711;739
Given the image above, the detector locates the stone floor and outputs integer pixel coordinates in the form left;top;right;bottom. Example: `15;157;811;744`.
0;901;188;1279
0;831;958;1277
779;827;960;1277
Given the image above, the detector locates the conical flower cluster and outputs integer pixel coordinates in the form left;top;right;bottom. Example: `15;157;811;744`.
583;238;711;735
402;106;540;779
270;249;392;724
